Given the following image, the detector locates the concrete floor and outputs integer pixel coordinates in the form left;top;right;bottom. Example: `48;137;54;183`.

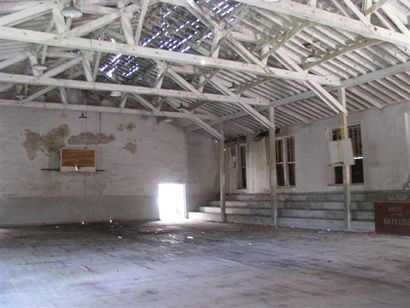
0;221;409;308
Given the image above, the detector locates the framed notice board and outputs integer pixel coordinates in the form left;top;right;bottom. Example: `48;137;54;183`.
375;202;410;236
60;148;96;172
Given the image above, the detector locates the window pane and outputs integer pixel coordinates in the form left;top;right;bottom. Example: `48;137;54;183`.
241;167;247;188
333;125;363;184
351;158;364;183
286;138;295;162
238;145;247;189
349;125;362;156
276;139;283;162
231;146;236;157
277;164;285;186
335;166;343;184
240;146;246;167
332;129;341;141
288;163;295;186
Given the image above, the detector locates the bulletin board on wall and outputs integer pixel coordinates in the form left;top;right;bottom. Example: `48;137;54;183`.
60;148;96;172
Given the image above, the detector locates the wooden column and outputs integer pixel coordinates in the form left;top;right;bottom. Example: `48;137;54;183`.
268;106;278;226
404;112;410;189
339;87;351;230
219;123;226;223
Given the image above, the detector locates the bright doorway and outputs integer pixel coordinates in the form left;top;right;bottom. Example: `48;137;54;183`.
158;183;186;221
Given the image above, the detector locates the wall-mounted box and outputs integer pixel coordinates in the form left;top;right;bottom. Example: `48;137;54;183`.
328;139;354;166
60;148;96;172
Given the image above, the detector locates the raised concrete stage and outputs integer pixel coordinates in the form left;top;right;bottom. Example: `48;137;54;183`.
189;191;410;231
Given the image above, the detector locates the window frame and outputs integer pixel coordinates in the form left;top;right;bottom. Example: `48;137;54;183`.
237;143;247;190
329;124;364;185
275;136;296;188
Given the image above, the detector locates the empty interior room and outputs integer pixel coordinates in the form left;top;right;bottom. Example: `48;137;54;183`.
0;0;409;307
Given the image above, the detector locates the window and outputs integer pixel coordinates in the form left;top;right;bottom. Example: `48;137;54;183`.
276;137;295;187
332;125;364;184
237;144;247;189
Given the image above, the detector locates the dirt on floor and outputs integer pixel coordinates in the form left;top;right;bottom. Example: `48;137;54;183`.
0;221;409;307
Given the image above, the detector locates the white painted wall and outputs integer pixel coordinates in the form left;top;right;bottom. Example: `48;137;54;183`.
187;133;219;213
226;102;410;194
0;107;218;225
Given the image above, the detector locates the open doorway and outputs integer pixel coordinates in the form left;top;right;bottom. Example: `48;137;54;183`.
158;183;186;221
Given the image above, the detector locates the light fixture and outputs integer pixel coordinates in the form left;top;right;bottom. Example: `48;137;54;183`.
32;64;48;71
303;40;321;63
164;118;173;123
228;81;238;90
110;91;122;97
305;49;321;63
79;112;87;120
61;4;83;19
16;94;26;100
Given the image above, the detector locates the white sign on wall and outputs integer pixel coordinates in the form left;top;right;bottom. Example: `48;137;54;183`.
328;139;354;166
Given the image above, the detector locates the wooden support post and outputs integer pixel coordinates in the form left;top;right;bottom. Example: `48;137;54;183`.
339;87;351;230
403;112;410;189
219;123;226;223
268;106;278;226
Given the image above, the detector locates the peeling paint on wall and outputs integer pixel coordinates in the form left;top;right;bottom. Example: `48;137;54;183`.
22;124;70;160
124;122;136;131
68;132;115;145
117;122;136;132
122;141;137;154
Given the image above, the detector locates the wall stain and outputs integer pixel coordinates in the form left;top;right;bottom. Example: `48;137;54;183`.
23;124;70;160
117;122;136;132
122;141;137;154
124;122;136;131
68;132;115;145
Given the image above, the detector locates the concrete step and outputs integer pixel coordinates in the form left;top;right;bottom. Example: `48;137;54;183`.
346;191;410;202
283;201;374;211
209;200;374;211
226;194;269;201
351;220;374;231
352;211;374;221
200;206;271;216
280;193;344;202
227;214;272;225
351;202;374;211
190;212;346;230
202;206;343;220
209;200;272;208
189;212;375;232
278;217;345;230
226;193;346;202
279;218;374;232
279;209;344;220
281;201;344;210
200;206;374;221
188;212;221;222
226;191;410;203
189;212;271;225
